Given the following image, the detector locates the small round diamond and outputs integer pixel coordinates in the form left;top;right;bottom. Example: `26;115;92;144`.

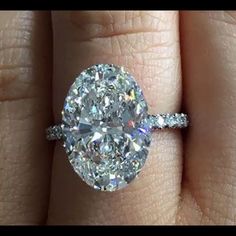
61;64;151;191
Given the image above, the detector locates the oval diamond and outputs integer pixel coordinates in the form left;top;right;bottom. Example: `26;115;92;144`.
61;64;151;191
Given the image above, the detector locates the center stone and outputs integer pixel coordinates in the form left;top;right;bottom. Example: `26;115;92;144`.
61;64;151;191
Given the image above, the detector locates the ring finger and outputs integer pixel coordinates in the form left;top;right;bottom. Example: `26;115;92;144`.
47;11;182;225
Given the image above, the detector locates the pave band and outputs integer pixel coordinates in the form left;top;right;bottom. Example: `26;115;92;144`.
46;113;188;141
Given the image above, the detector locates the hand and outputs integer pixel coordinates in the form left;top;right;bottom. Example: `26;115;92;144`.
0;11;236;225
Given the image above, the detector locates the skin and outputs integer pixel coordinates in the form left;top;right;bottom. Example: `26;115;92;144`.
0;10;236;225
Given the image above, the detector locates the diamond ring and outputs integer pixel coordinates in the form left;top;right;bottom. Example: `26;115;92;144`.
46;64;188;192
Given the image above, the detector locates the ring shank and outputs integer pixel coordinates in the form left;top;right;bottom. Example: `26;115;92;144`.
46;113;189;141
147;113;188;129
46;125;63;141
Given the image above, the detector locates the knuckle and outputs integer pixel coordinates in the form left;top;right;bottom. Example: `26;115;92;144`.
70;11;179;75
70;11;177;40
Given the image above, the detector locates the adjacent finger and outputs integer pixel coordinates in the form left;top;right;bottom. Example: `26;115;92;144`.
179;11;236;224
0;11;53;224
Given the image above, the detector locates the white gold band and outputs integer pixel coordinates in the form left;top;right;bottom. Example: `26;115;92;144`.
46;113;189;141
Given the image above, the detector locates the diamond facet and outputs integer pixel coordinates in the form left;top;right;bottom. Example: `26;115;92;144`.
61;64;151;191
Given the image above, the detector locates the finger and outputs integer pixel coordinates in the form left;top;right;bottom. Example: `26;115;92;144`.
0;11;53;224
178;11;236;224
48;11;182;224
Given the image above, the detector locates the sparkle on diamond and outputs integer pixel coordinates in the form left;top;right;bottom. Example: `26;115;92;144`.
61;64;151;191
